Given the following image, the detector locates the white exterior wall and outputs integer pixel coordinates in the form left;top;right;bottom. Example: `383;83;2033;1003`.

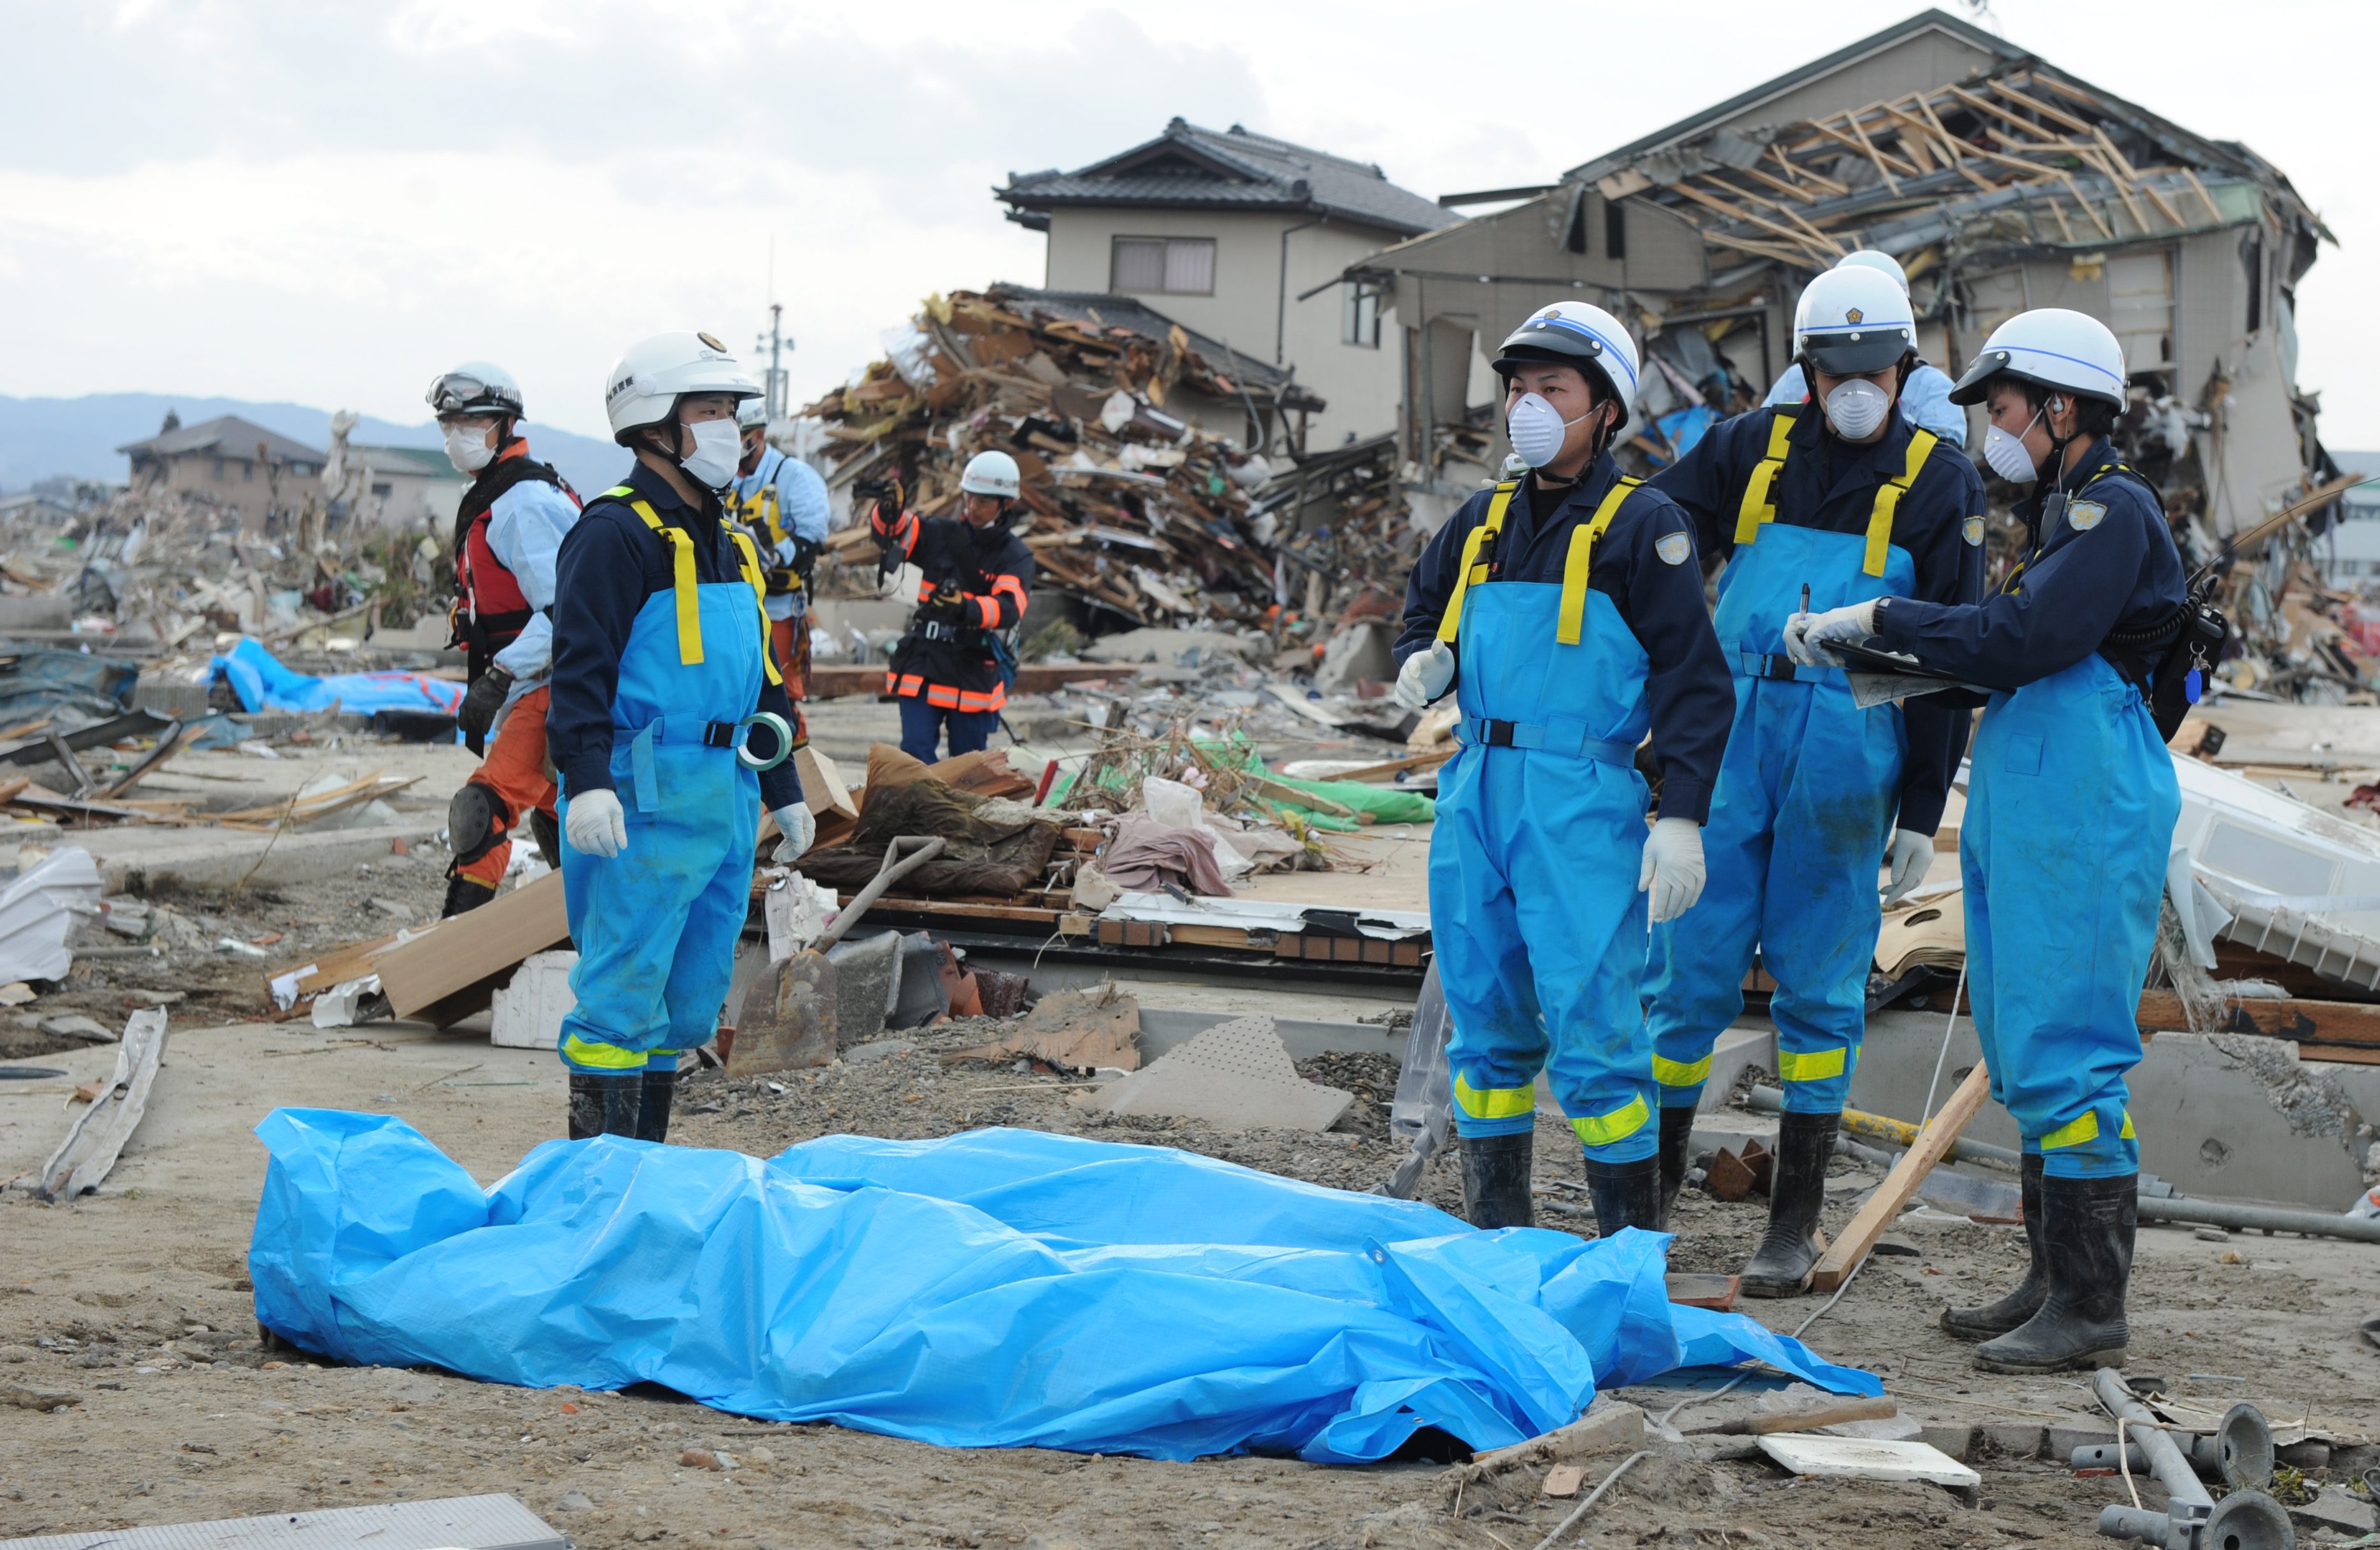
1039;207;1411;450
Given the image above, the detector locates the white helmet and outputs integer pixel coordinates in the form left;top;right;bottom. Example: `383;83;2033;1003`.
1491;301;1640;428
959;449;1021;499
426;361;524;421
736;398;771;431
603;331;762;445
1793;266;1915;376
1833;249;1909;294
1949;308;2127;408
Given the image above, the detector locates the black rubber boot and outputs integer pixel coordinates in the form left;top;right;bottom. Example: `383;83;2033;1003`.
1740;1110;1839;1297
441;871;497;918
635;1067;676;1144
529;808;561;870
566;1072;641;1140
1458;1132;1535;1228
1943;1154;2046;1339
1584;1154;1663;1237
1655;1105;1698;1230
1973;1173;2134;1372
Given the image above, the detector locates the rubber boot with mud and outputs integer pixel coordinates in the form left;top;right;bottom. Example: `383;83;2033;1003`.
441;870;498;919
1458;1132;1534;1228
566;1071;641;1140
1739;1110;1838;1297
1584;1153;1663;1237
1942;1153;2046;1339
1973;1173;2134;1372
1655;1105;1698;1229
636;1066;677;1144
529;807;561;870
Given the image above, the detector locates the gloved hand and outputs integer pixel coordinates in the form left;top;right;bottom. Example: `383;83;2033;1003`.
1639;816;1707;925
1394;641;1456;711
1782;598;1880;666
770;803;816;863
916;589;966;626
1882;827;1934;907
456;664;513;741
564;788;627;858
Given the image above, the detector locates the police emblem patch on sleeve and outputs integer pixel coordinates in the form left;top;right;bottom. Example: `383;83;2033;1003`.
2068;500;2107;531
1962;515;1985;547
1655;533;1691;566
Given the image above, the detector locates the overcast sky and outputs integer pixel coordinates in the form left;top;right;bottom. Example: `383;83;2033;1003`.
4;0;2372;446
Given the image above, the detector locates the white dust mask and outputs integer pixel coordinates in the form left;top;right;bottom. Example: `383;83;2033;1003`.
443;424;494;475
1506;392;1588;469
1982;411;2043;483
1823;379;1891;441
679;419;742;490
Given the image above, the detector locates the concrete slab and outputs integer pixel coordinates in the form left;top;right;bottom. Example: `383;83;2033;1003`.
1756;1434;1979;1487
1086;1014;1353;1131
76;820;442;893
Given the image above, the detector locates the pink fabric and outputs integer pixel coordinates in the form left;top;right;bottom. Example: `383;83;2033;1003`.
1101;811;1235;897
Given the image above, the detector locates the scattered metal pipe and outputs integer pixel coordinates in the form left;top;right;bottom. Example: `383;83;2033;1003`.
2071;1402;2274;1490
2092;1370;2294;1549
2137;1195;2380;1246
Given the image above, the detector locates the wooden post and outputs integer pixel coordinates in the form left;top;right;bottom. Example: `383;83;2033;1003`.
1809;1061;1991;1293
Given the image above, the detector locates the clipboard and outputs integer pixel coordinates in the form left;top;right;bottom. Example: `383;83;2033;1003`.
1820;639;1989;709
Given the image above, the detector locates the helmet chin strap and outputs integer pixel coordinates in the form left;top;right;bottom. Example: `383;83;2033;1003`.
2040;393;2080;491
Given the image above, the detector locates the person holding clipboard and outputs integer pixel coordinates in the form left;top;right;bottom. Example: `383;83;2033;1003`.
1784;308;2194;1372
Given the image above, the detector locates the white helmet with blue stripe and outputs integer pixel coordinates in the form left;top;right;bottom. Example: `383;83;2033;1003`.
1949;308;2128;409
1492;301;1640;428
1793;265;1916;376
1833;248;1910;293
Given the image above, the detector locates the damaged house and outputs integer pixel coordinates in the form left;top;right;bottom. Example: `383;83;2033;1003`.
1352;6;2337;555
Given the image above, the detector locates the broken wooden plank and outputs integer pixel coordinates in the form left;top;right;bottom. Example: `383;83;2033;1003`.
2136;990;2380;1048
370;869;568;1024
97;719;193;799
1809;1061;1991;1293
37;1009;169;1201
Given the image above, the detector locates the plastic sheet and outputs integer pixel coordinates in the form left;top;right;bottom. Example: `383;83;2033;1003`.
251;1114;1876;1462
209;637;463;718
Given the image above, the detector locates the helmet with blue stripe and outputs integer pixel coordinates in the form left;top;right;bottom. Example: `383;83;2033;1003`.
1949;308;2128;409
1793;265;1915;377
1492;301;1639;429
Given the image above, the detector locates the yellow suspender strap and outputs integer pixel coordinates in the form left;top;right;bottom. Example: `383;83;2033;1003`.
1556;477;1642;645
1863;429;1938;578
725;531;785;687
1435;480;1521;645
1732;412;1796;547
622;496;704;666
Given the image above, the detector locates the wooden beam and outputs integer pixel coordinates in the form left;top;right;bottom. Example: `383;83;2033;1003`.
1737;163;1821;206
1996;75;2101;136
1809;1062;1991;1293
2136;989;2380;1048
1770;144;1850;197
1947;85;2058;144
1913;95;1968;164
2181;165;2227;225
1670;178;1842;262
1875;102;1955;170
2082;149;2154;235
1842;113;1906;195
2055;171;2116;239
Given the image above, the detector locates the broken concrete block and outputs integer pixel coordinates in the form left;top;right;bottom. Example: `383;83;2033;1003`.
36;1014;113;1044
490;951;578;1051
2294;1486;2377;1535
1756;1434;1979;1488
1083;1014;1352;1132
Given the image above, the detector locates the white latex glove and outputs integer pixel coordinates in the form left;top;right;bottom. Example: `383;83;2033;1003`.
564;788;627;859
770;803;816;863
1639;816;1707;925
1394;641;1455;711
1782;598;1879;666
1881;827;1933;907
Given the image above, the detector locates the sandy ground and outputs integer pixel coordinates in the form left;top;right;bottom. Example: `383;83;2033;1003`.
4;1007;2376;1550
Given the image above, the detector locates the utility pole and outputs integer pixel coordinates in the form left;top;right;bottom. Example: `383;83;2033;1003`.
755;239;792;420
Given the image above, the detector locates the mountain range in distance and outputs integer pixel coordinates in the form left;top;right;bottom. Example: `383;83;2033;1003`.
0;391;629;506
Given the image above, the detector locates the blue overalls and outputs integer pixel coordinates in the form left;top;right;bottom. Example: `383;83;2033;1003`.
556;491;782;1077
1643;413;1938;1114
1430;477;1661;1164
1959;470;2178;1180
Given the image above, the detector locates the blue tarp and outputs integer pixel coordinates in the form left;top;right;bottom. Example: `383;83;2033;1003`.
250;1113;1877;1463
209;638;462;718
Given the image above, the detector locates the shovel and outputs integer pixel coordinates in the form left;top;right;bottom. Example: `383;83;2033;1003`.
727;835;946;1077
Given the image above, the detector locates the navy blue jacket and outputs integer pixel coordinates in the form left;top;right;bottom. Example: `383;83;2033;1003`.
1874;436;2185;692
548;459;805;813
1652;402;1985;836
1394;454;1733;823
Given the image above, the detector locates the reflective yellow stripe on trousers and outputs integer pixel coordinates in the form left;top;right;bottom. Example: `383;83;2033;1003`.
1653;1052;1712;1089
560;1032;647;1070
1777;1046;1847;1084
1571;1093;1650;1148
1453;1072;1537;1121
2041;1109;2136;1150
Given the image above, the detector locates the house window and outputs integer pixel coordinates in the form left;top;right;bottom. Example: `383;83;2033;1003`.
1112;237;1216;295
371;482;394;500
1605;200;1627;260
242;459;253;482
212;455;225;479
1343;280;1383;348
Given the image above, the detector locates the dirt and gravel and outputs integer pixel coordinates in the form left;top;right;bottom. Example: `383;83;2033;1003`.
4;1000;2376;1550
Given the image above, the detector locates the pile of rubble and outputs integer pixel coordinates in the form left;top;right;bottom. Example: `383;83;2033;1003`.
795;288;1423;639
